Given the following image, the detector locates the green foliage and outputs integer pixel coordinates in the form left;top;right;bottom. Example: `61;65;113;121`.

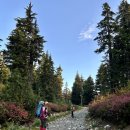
0;52;10;85
1;3;46;118
94;2;116;91
83;76;94;105
0;63;10;84
95;1;130;91
5;3;45;87
95;64;110;95
35;52;55;101
54;66;63;99
0;2;68;129
113;0;130;87
71;73;83;105
62;82;71;104
31;118;40;128
0;83;5;93
1;69;35;115
2;122;29;130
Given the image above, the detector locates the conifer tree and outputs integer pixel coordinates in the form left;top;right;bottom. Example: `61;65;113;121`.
95;63;109;94
94;3;116;91
5;3;45;87
71;73;83;105
114;0;130;87
2;69;35;112
37;52;55;101
63;82;71;103
54;66;63;100
0;52;10;92
2;3;45;111
83;76;94;105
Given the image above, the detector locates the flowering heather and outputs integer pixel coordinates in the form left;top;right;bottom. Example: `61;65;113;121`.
89;92;130;124
0;101;29;124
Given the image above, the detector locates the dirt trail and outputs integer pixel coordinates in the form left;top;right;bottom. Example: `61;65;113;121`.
47;107;88;130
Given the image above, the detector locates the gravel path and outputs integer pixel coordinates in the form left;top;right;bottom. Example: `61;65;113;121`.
47;107;88;130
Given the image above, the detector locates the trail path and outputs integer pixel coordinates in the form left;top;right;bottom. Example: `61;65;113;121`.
47;107;88;130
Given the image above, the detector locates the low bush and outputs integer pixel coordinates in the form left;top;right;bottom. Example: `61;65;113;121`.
0;101;32;125
89;91;130;125
1;122;29;130
46;102;69;113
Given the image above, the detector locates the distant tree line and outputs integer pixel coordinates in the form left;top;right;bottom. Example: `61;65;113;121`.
71;73;94;105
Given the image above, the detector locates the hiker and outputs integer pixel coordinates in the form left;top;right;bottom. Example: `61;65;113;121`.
40;101;48;130
71;105;75;118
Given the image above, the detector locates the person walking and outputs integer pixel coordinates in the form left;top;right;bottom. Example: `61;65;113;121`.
71;105;75;118
40;101;48;130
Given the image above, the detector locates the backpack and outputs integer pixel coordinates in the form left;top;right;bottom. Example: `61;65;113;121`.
35;101;44;118
40;107;48;120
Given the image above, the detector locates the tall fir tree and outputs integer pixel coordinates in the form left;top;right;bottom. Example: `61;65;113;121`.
54;66;63;100
5;3;45;87
71;73;83;105
83;76;94;105
114;0;130;87
1;3;46;112
63;82;71;103
94;3;116;91
37;52;55;101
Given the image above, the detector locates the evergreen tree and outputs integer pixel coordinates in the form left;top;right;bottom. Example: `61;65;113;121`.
54;66;63;100
94;2;116;91
83;76;94;105
71;73;83;105
0;52;10;92
114;0;130;87
0;52;10;84
5;3;45;86
63;82;71;103
95;63;109;94
37;52;55;101
2;3;45;112
1;69;35;112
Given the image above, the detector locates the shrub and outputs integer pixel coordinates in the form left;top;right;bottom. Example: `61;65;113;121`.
0;101;32;125
46;102;69;113
1;69;36;117
89;91;130;125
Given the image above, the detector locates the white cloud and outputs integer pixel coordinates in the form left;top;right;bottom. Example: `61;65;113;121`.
79;24;96;41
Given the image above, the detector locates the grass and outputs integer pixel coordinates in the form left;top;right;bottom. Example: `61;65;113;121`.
1;111;71;130
1;106;84;130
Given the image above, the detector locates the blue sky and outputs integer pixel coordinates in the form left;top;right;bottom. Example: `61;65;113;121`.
0;0;129;89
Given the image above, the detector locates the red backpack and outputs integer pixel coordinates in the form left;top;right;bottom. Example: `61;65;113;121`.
40;107;48;120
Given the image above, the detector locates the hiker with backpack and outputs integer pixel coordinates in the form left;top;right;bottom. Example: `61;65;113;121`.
40;101;48;130
35;101;48;130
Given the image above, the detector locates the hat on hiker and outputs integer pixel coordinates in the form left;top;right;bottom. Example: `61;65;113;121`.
45;101;48;105
39;101;44;105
